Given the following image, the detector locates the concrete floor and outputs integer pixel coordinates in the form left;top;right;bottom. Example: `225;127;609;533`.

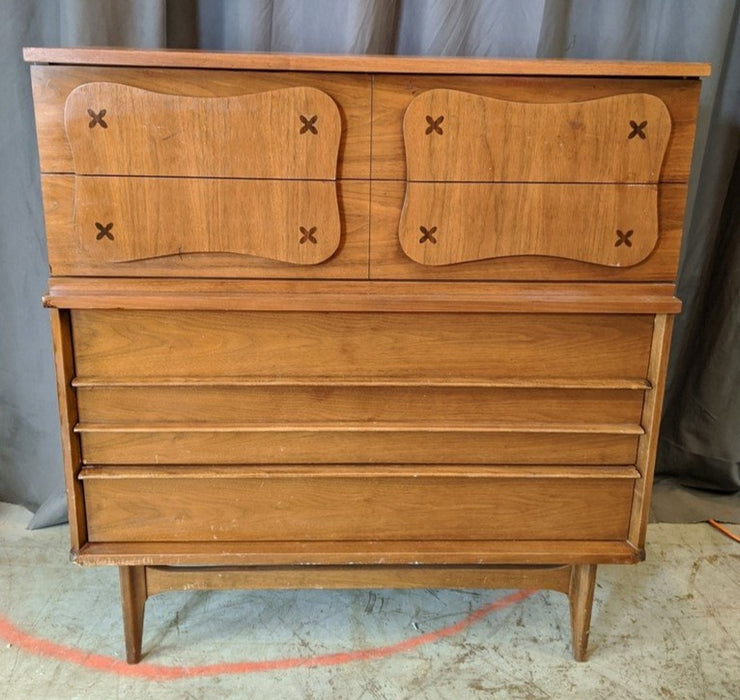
0;502;738;699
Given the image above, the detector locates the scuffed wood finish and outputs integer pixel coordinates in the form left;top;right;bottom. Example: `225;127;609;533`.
372;180;688;281
144;563;573;595
24;47;710;77
65;83;340;178
373;74;702;183
569;564;597;662
44;277;681;313
70;176;340;266
78;429;639;466
49;309;87;552
70;310;654;381
42;176;369;278
30;66;371;179
119;566;147;664
629;314;674;548
75;385;645;427
79;540;643;567
399;182;658;267
80;468;635;542
403;90;670;183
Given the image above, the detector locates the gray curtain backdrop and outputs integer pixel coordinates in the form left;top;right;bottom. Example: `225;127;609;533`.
1;0;738;528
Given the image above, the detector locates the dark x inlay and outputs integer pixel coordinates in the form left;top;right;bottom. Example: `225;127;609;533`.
299;114;318;135
615;229;633;247
87;109;108;129
419;225;438;244
95;222;114;241
425;115;444;135
628;120;647;140
299;226;317;244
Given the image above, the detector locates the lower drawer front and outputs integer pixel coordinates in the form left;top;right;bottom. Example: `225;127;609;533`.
81;468;636;542
79;430;638;465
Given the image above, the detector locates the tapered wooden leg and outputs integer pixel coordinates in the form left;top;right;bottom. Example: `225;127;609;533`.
119;565;148;664
568;564;597;662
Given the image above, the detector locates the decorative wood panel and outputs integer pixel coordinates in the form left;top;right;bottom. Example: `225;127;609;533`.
64;82;340;178
399;182;657;267
42;176;369;278
81;468;635;542
31;66;371;179
372;74;701;183
70;176;340;266
371;180;688;281
403;90;671;183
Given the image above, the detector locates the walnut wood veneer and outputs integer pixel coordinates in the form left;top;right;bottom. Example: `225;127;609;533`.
25;48;708;663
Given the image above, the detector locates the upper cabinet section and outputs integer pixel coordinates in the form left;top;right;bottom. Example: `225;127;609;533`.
64;82;341;179
402;90;671;184
31;66;372;278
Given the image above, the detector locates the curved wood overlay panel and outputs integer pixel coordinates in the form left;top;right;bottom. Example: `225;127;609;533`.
403;90;671;183
64;82;341;178
399;183;657;267
73;177;340;265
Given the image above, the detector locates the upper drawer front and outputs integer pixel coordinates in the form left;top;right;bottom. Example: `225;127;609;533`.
31;66;371;278
64;82;340;178
371;74;700;281
32;66;371;179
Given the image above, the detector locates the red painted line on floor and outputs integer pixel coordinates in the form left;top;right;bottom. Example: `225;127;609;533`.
0;589;535;679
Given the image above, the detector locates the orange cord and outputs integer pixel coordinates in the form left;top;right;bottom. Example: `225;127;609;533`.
707;519;740;543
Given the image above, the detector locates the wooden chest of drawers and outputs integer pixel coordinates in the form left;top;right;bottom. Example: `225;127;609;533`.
25;48;708;663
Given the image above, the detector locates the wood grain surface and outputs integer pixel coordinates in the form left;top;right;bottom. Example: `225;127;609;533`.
80;468;635;542
75;385;644;426
70;176;340;266
373;75;700;182
371;180;688;280
45;278;681;314
24;47;710;77
31;66;371;179
42;176;369;277
70;310;654;381
403;90;670;183
398;182;658;267
65;82;340;178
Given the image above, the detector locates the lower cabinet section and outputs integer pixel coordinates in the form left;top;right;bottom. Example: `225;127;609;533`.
80;465;638;543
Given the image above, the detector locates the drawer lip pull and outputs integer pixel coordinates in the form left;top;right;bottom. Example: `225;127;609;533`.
78;465;641;480
74;421;645;435
71;376;653;390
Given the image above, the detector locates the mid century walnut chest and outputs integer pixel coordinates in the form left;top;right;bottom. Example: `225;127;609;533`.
24;48;708;663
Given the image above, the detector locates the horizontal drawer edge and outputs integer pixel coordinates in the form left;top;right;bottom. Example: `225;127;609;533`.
44;279;681;313
71;376;653;390
74;422;645;435
78;465;641;479
75;540;644;566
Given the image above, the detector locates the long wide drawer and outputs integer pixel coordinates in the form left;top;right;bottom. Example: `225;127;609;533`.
71;310;653;381
75;384;645;426
78;428;639;465
80;466;637;542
